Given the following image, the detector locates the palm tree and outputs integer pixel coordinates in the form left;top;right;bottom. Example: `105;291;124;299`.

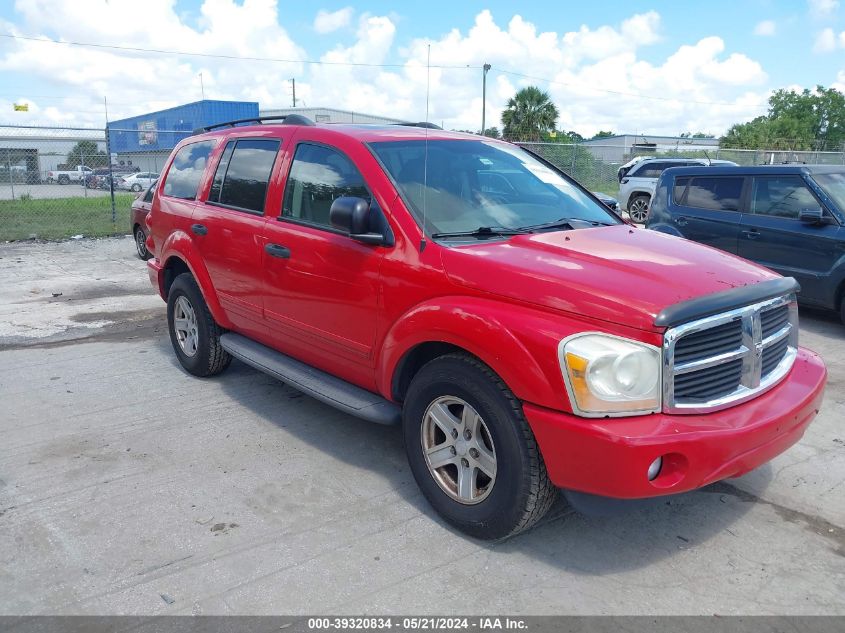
501;86;560;142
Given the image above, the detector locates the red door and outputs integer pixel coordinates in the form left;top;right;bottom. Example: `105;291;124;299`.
191;135;283;334
261;138;385;388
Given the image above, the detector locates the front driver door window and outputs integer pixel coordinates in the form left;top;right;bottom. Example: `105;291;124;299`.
739;175;839;304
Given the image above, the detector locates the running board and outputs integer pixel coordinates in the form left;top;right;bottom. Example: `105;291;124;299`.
220;333;401;426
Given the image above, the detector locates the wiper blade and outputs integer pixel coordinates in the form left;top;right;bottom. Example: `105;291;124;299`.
518;217;613;232
430;226;532;239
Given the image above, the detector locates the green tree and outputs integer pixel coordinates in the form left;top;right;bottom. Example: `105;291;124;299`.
721;86;845;150
501;86;560;141
66;140;108;168
590;130;615;140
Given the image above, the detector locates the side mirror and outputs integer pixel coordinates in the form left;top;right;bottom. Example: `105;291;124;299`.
329;197;388;245
799;208;824;225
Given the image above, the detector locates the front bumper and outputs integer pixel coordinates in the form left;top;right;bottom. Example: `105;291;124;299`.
524;347;826;498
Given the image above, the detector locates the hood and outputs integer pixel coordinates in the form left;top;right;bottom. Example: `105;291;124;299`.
440;225;780;332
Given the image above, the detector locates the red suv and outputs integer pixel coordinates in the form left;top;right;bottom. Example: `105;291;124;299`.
145;116;826;539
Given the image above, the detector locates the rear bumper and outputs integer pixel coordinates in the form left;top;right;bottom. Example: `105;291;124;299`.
524;347;826;498
147;258;166;301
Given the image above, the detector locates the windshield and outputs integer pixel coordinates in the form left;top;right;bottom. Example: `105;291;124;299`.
813;172;845;215
369;139;620;237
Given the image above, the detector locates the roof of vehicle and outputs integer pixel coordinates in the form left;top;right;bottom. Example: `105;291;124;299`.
633;157;736;165
659;164;845;177
196;122;491;144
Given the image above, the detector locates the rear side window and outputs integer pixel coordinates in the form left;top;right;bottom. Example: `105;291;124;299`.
750;176;820;219
679;176;743;212
207;138;280;214
163;140;216;200
281;143;370;228
632;162;666;178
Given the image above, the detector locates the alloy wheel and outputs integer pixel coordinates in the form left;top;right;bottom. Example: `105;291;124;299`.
173;296;199;357
629;197;649;223
420;396;497;505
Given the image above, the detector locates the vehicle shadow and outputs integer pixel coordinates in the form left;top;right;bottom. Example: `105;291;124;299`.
197;346;763;574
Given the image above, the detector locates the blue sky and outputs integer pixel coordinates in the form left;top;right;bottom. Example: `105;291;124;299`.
1;1;843;135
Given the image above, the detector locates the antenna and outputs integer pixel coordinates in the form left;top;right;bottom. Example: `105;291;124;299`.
420;43;431;253
703;150;712;166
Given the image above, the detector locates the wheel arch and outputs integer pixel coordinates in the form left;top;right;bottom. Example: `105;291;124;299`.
159;233;233;329
379;297;572;412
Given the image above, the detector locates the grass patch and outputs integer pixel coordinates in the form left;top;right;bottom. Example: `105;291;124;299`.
0;194;136;241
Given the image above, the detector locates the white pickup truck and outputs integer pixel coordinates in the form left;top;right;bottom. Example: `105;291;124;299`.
46;165;93;185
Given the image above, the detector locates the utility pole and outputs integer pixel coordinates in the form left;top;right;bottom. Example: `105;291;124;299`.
481;63;491;135
291;78;296;108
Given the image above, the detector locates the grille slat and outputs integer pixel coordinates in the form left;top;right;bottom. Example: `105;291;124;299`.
673;318;742;364
674;359;743;400
762;337;790;376
761;305;789;339
666;297;796;412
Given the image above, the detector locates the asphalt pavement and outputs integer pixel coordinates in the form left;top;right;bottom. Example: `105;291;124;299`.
1;237;843;615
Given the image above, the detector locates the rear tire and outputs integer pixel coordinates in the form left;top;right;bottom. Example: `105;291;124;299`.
58;175;69;185
628;194;650;223
167;273;231;377
840;296;845;325
403;354;557;540
133;225;151;260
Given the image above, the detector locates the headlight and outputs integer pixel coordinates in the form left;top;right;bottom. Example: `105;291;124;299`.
559;333;661;417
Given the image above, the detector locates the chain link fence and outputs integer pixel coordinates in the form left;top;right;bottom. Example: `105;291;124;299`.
2;122;845;241
0;124;191;241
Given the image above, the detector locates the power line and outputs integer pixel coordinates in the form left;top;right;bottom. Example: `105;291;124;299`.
495;69;768;108
0;32;479;70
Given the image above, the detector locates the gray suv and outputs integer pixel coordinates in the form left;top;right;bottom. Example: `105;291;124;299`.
619;157;737;222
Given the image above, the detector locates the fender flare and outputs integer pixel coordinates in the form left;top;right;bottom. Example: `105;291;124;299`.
377;297;571;411
159;231;233;329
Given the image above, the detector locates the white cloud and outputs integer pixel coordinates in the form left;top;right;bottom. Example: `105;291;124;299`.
754;20;776;36
0;4;776;137
808;0;840;17
814;27;838;52
313;7;353;34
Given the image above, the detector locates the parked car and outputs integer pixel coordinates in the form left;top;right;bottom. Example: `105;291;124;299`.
619;158;737;223
130;181;157;260
591;191;619;213
144;117;825;539
46;165;93;185
118;172;159;192
647;164;845;322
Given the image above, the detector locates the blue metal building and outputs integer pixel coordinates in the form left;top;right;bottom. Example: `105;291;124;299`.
107;100;259;153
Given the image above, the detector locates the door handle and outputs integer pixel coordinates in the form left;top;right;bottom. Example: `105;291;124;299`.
742;229;760;240
675;216;688;227
265;243;291;259
191;223;208;236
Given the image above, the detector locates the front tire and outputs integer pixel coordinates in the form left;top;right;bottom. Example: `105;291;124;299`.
403;354;556;540
628;194;650;223
166;273;231;377
131;183;142;192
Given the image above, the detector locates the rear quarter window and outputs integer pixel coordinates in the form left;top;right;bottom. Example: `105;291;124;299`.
162;140;216;200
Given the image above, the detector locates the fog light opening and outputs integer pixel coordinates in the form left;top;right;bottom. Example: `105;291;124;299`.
647;456;663;481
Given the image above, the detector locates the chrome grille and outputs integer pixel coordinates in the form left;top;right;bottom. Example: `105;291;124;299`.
663;294;798;414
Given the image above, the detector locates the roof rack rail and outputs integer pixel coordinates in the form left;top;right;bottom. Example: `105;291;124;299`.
195;114;315;134
394;122;442;130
